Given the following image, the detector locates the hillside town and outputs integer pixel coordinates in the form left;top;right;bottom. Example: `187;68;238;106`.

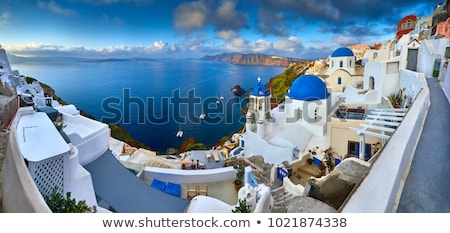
0;1;449;213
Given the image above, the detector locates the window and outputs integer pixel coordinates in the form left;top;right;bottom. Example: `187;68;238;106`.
337;77;342;85
387;61;399;74
369;76;375;90
348;141;371;159
340;60;343;68
373;52;378;59
348;142;359;155
445;47;450;58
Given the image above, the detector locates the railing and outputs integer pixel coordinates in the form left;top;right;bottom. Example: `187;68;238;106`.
1;108;51;212
341;73;430;212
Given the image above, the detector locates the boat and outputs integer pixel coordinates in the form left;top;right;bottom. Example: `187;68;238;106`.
220;91;224;100
216;94;221;105
176;124;184;138
199;106;206;120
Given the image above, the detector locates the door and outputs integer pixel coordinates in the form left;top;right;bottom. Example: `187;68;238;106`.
348;141;371;160
406;48;418;71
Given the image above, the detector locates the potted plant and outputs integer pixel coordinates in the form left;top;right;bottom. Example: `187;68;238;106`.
54;121;71;143
234;164;244;191
232;199;251;213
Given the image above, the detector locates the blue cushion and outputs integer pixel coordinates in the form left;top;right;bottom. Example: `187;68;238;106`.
165;182;181;197
150;179;166;191
313;157;322;167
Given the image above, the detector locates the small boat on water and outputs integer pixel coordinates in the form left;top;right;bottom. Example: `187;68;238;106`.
199;107;206;120
176;124;184;138
216;94;221;105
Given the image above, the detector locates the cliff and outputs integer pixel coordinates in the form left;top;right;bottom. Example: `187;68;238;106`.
201;53;301;66
265;61;312;100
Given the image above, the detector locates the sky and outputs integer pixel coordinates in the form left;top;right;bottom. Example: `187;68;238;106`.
0;0;444;59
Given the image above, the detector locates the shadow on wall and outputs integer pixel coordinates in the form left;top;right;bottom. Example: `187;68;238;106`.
303;157;370;211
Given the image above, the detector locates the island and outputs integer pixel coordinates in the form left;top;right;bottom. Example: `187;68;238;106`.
231;85;246;96
201;52;302;66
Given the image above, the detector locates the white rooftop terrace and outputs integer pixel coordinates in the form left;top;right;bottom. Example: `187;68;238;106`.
16;111;70;162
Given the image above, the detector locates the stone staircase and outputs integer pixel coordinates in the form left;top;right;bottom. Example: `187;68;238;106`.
252;171;295;213
231;155;298;213
269;179;294;213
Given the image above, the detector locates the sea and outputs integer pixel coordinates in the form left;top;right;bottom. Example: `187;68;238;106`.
10;58;285;153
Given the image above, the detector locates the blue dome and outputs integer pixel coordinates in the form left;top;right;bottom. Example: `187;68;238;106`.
331;47;354;57
250;77;270;96
286;75;330;101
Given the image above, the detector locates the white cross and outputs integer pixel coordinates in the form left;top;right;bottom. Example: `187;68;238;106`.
257;76;261;82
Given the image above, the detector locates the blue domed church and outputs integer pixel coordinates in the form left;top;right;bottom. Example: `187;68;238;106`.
328;47;355;75
242;75;331;165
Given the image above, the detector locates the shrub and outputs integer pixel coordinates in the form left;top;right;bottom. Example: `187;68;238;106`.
44;187;97;213
232;199;252;213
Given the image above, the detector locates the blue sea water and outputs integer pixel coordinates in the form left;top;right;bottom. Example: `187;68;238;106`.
11;59;285;152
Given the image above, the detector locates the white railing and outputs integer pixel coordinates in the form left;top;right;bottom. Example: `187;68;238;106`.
341;74;430;212
1;108;51;212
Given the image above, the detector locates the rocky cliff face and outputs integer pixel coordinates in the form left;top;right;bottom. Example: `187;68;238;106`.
202;53;300;66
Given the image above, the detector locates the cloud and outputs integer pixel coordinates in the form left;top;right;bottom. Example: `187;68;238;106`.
38;0;77;16
173;1;209;32
78;0;154;5
253;0;440;37
173;0;248;40
256;9;290;36
4;37;221;58
216;30;238;41
221;36;304;56
0;11;11;27
225;37;250;52
273;36;304;53
152;40;168;50
332;35;363;47
212;0;248;31
249;39;272;52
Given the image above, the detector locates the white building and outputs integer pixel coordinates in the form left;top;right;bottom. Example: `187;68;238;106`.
242;75;331;165
328;47;356;75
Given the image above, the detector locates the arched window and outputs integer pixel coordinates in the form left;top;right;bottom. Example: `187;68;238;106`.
369;76;375;90
340;60;343;68
338;77;342;85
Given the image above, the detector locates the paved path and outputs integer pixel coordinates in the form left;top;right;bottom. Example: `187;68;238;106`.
397;78;450;213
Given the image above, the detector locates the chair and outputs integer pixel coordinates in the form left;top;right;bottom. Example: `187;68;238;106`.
213;152;220;162
186;185;199;200
186;185;208;199
198;185;208;196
